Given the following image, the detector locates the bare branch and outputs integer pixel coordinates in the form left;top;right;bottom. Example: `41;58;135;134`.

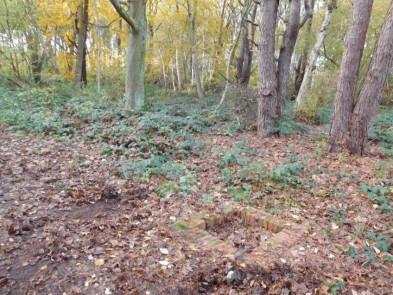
108;0;139;33
323;40;337;66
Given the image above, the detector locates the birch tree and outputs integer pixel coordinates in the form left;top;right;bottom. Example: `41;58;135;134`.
295;0;337;109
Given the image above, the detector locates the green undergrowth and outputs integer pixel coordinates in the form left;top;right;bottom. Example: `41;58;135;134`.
0;84;236;197
214;142;306;202
1;84;392;200
370;108;393;157
360;181;393;214
347;229;393;265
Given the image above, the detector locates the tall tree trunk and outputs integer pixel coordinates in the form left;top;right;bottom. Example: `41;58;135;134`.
74;0;89;87
160;52;168;88
329;0;373;151
175;48;182;90
125;0;147;110
257;0;279;136
277;0;301;117
93;0;102;92
28;34;44;83
347;3;393;155
218;0;253;108
211;0;227;81
117;20;122;55
293;0;315;97
188;0;204;98
171;62;177;91
109;0;147;110
236;2;258;86
295;1;336;109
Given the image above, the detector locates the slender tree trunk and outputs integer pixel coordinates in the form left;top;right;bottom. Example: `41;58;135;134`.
171;62;177;91
294;55;306;97
257;0;279;136
28;34;44;83
277;0;301;117
74;0;89;87
211;0;227;81
293;0;315;97
295;1;335;109
188;0;204;98
175;48;182;90
218;0;252;107
347;3;393;155
236;2;257;86
329;0;373;151
185;53;192;84
117;20;122;55
294;42;308;96
93;0;102;92
125;0;147;110
160;52;168;88
236;24;247;84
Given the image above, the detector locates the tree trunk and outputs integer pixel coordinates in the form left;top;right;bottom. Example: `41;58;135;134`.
74;0;89;87
295;1;335;109
93;0;102;92
125;0;147;110
218;0;252;108
294;54;306;97
28;34;44;83
175;48;182;90
188;0;204;98
277;0;301;117
160;52;168;88
211;0;227;81
257;0;279;136
347;3;393;155
171;62;177;91
329;0;373;151
236;2;257;86
293;0;315;97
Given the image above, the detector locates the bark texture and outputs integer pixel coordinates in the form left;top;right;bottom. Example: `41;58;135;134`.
28;34;45;83
236;2;258;86
74;0;89;87
348;3;393;155
257;0;279;136
188;0;204;98
93;0;102;91
277;0;301;117
329;0;373;152
257;0;302;136
175;48;182;90
125;0;147;110
293;0;315;97
109;0;147;110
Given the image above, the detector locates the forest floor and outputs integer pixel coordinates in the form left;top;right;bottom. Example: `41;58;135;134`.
0;87;392;294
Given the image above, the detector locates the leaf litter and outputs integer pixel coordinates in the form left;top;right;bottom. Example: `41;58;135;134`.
0;126;392;294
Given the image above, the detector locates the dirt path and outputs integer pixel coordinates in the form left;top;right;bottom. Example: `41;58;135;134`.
0;127;392;294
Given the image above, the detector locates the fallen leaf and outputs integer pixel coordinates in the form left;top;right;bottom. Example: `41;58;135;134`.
160;248;169;255
95;258;105;266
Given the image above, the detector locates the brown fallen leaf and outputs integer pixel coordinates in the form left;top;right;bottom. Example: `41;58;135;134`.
95;258;105;266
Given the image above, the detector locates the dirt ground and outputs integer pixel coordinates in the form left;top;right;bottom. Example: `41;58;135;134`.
0;126;392;294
